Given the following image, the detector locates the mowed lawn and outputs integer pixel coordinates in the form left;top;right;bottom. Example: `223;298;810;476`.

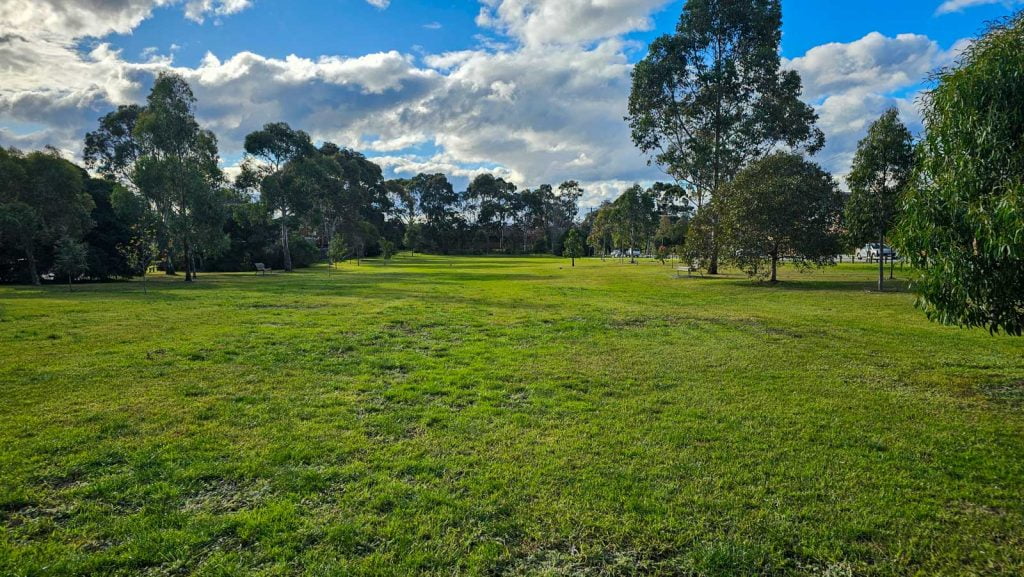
1;256;1023;576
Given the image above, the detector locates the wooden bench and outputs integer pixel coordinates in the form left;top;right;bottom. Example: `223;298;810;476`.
254;263;273;276
675;264;702;278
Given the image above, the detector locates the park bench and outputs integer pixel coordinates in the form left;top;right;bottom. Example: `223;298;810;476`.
254;263;273;276
675;263;702;278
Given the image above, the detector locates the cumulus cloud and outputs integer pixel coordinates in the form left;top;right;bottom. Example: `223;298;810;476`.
786;33;942;101
0;0;975;203
365;0;390;9
476;0;674;46
783;31;968;181
935;0;1024;15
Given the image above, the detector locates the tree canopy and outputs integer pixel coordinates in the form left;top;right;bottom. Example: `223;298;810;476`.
717;152;843;282
846;108;914;291
627;0;823;273
896;14;1024;335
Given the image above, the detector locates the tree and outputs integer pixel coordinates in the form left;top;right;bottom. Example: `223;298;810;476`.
412;173;461;253
111;183;160;293
465;173;516;252
610;185;657;263
84;104;144;186
328;234;348;271
895;14;1024;335
241;122;316;271
845;109;914;291
0;149;94;285
586;201;614;258
628;0;824;273
717;152;843;283
563;228;585;267
381;239;396;264
131;72;227;282
54;237;89;291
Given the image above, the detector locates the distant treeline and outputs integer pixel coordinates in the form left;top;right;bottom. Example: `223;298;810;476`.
0;73;693;285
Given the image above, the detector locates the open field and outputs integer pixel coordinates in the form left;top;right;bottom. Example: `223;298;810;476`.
1;256;1023;576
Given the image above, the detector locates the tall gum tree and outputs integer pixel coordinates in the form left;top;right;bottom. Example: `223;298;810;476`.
627;0;823;274
241;122;315;272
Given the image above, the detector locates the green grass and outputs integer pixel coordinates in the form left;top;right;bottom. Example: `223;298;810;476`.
1;255;1022;576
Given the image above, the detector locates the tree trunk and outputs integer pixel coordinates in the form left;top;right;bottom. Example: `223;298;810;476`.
281;221;293;272
708;217;719;275
184;237;193;282
889;254;894;280
770;253;778;284
571;257;575;267
67;273;72;292
877;229;885;292
165;246;176;275
26;251;40;286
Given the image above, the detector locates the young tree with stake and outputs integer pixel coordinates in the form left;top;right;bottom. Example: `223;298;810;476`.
845;109;914;292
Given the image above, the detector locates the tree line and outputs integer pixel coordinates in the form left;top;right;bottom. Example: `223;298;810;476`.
0;74;599;286
626;0;1023;335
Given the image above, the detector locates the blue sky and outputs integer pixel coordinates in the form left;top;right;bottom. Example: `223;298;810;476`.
1;0;1021;203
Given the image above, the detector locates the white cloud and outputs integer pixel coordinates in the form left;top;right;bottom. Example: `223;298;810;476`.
365;0;390;9
0;0;977;205
935;0;1024;15
476;0;674;46
184;0;253;23
786;33;942;102
783;32;968;181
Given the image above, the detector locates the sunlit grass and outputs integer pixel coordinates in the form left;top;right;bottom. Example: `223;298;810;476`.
1;256;1022;575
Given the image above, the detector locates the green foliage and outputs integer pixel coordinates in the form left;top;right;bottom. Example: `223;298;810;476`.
845;109;914;245
128;72;228;281
53;237;89;290
288;234;319;269
718;152;843;282
241;122;316;272
609;184;658;261
0;148;94;284
82;178;134;280
628;0;823;203
845;108;914;291
381;239;396;262
563;228;585;266
895;14;1024;335
1;258;1023;575
328;234;349;265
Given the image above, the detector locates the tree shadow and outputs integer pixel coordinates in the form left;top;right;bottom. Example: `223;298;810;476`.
735;279;911;293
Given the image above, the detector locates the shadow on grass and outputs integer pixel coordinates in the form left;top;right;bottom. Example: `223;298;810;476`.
733;279;911;293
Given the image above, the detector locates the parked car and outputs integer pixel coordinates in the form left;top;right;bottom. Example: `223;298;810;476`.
856;243;895;260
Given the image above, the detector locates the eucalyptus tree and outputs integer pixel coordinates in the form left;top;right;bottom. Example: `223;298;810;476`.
84;105;144;184
241;122;315;271
845;109;914;291
610;185;657;263
465;173;517;252
410;173;461;253
92;72;227;282
586;201;614;258
328;145;389;237
718;153;843;283
896;14;1024;335
628;0;823;273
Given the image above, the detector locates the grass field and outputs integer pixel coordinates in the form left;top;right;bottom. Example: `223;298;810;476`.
1;255;1023;576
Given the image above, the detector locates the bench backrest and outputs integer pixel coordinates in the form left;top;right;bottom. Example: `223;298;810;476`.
255;263;266;270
